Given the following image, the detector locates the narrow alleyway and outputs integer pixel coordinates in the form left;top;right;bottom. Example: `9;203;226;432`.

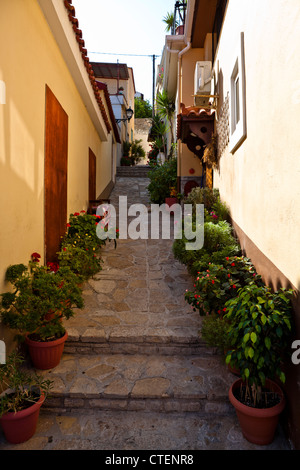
0;170;290;451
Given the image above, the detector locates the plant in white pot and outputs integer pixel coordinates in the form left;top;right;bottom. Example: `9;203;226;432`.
224;283;294;445
0;351;53;444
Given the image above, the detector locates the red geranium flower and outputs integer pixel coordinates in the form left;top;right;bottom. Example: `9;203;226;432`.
31;252;41;262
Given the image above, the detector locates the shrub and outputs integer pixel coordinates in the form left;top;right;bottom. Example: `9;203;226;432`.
147;158;177;204
185;256;263;316
201;315;232;352
173;220;240;275
58;211;107;280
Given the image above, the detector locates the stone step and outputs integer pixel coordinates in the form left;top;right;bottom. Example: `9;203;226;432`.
41;353;236;416
116;165;151;177
64;325;210;356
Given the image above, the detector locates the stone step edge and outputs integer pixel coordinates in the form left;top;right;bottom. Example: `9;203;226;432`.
64;329;216;356
64;341;214;356
43;393;234;416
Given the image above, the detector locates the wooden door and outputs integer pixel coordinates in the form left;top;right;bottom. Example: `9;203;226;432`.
89;148;96;201
45;85;68;263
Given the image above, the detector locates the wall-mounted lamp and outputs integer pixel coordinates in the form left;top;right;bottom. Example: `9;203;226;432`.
116;107;134;123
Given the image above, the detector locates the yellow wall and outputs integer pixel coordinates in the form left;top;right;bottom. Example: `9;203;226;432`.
213;0;300;289
179;48;205;176
0;0;112;295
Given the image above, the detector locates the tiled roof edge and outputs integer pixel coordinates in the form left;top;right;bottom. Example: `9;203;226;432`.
96;82;121;144
63;0;112;134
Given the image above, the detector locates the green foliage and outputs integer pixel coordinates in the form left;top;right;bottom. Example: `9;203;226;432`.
185;187;220;212
147;158;177;204
122;141;131;156
185;256;263;316
1;255;84;342
173;220;240;275
201;315;232;352
0;351;53;416
134;97;152;118
130;139;146;165
120;156;131;166
156;90;175;144
121;139;146;165
163;11;177;32
58;211;108;281
224;284;294;404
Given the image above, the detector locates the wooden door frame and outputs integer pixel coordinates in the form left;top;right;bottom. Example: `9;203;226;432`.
44;85;68;263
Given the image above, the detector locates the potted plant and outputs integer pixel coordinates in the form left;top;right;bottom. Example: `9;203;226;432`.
165;187;180;208
0;351;53;443
0;253;84;370
224;283;294;445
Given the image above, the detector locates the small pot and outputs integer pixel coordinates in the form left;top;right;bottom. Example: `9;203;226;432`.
229;378;286;445
0;391;44;444
26;331;68;370
165;197;178;208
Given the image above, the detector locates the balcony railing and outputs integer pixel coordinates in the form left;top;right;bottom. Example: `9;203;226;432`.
171;1;187;35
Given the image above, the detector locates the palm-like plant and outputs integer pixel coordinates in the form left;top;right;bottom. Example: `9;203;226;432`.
163;12;177;33
156;90;176;147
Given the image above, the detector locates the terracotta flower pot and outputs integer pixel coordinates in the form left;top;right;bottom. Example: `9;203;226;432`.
26;331;68;370
0;392;44;444
229;378;286;445
165;197;178;208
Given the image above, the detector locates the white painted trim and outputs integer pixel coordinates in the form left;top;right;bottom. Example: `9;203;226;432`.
37;0;108;141
229;32;247;153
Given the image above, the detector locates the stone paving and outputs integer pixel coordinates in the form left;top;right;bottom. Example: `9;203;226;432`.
0;172;291;451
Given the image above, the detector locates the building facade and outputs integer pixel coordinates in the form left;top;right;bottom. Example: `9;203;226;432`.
159;0;300;448
0;0;119;353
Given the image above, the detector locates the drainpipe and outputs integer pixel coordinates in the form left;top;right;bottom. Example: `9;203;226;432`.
177;41;191;184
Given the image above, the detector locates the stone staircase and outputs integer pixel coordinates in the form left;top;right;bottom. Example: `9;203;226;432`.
116;165;151;178
24;176;289;450
41;235;236;418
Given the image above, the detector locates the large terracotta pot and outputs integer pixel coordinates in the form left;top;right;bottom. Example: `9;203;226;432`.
229;378;286;445
0;391;44;444
26;331;68;370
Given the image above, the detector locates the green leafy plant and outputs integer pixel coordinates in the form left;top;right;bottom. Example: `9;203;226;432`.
185;256;263;316
184;187;220;212
163;12;178;32
130;139;146;165
0;351;53;416
120;156;131;166
201;315;232;352
63;211;106;251
173;220;240;275
147;157;177;204
58;211;112;280
224;284;294;407
156;90;175;145
134;97;152;118
58;243;102;281
0;254;84;342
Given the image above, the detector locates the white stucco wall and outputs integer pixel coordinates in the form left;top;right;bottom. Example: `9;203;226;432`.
213;0;300;289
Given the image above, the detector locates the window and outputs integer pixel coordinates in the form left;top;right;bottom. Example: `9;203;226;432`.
229;32;246;153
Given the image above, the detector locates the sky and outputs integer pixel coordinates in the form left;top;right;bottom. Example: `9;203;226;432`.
72;0;177;104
